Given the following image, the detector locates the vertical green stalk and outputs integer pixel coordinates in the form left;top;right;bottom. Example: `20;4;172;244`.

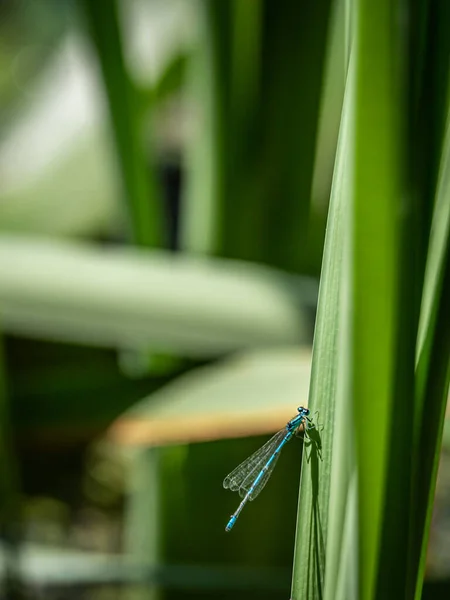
180;0;232;256
79;0;163;247
0;337;21;599
413;240;450;600
257;0;332;274
123;448;161;600
182;0;332;275
224;0;263;262
410;97;450;599
291;44;353;600
352;1;405;598
324;54;357;600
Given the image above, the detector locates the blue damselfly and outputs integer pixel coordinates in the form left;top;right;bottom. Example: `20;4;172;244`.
223;406;315;531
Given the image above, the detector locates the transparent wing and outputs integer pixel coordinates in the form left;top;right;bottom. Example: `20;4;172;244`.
242;450;281;501
223;429;286;493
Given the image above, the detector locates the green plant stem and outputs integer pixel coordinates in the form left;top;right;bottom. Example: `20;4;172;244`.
0;336;22;599
352;1;405;598
78;0;163;247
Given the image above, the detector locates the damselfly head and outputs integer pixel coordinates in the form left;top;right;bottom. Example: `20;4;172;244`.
297;406;310;416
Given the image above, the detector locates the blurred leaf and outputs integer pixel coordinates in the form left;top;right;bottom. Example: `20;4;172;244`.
78;0;163;247
139;53;187;109
255;0;332;273
0;235;312;356
123;447;160;600
410;93;450;598
409;0;450;279
107;347;312;447
180;0;233;256
0;336;21;598
0;541;292;590
0;337;18;516
0;33;123;238
0;131;121;237
182;0;332;275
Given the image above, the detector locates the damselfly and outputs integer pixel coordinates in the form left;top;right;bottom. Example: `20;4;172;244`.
223;406;315;531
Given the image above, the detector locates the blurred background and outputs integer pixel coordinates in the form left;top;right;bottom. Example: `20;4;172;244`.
0;0;448;599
